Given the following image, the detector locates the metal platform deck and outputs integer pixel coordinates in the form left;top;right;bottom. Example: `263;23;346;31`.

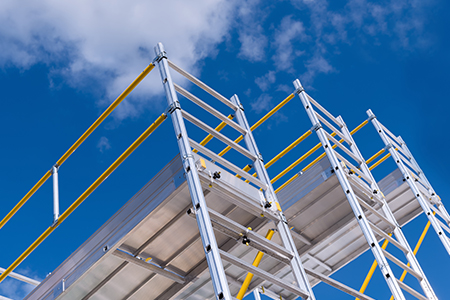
24;153;424;300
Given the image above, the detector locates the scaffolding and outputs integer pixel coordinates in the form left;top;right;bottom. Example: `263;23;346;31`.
0;43;448;300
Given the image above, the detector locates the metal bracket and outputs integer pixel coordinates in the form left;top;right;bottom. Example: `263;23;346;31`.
367;112;376;121
311;123;322;132
51;164;60;174
166;101;181;114
294;86;305;94
257;153;264;162
152;50;167;64
385;143;393;150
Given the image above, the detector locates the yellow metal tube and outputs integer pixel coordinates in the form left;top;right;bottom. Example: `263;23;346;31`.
355;236;391;300
366;149;385;165
250;94;294;131
389;215;434;300
236;229;275;299
368;153;391;171
0;63;155;231
193;114;233;154
0;113;166;284
265;130;312;169
218;94;295;157
0;171;52;230
350;120;368;135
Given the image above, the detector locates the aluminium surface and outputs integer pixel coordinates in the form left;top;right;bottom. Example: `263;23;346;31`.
25;153;424;300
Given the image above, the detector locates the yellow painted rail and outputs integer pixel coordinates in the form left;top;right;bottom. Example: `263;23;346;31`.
0;63;155;230
0;113;167;283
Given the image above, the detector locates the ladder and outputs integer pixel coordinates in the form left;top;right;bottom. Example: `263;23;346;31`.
154;42;316;300
368;109;450;255
294;80;438;300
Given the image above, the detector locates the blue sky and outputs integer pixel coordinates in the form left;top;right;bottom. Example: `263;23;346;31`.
1;0;450;299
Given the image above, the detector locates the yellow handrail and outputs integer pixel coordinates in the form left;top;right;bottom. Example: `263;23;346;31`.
274;119;368;194
218;94;295;157
0;113;167;283
0;63;155;230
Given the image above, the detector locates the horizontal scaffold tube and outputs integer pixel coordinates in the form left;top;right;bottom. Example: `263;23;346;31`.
0;63;155;231
0;113;167;284
218;93;295;157
274;119;368;194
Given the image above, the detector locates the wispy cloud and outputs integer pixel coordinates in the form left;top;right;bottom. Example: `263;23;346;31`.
0;0;238;120
272;15;306;71
97;136;111;153
236;0;268;62
255;71;276;92
250;93;273;114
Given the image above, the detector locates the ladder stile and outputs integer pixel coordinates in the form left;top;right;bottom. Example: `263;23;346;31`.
338;115;437;299
155;42;233;300
230;94;315;300
294;79;407;300
368;109;450;257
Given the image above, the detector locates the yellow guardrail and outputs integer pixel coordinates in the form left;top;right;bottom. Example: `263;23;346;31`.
0;63;155;230
0;113;167;283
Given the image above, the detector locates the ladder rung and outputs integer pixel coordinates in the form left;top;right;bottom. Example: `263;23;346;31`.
207;208;293;262
356;196;396;228
368;221;409;254
181;109;257;161
196;169;279;222
304;268;375;300
381;249;423;281
219;250;310;299
396;279;428;300
428;203;450;226
324;131;362;165
189;138;268;190
436;217;450;235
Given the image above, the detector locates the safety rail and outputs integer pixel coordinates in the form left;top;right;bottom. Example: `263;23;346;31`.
0;112;167;283
0;62;156;231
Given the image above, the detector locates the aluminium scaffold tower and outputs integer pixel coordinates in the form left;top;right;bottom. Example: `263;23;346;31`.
294;80;437;300
368;110;450;255
154;42;315;300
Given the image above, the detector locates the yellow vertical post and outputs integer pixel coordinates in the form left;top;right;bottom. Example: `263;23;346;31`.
236;229;275;299
355;237;390;300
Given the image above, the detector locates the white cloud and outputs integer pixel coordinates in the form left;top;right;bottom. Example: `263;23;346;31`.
97;136;111;153
255;71;276;91
272;15;306;71
250;93;273;114
236;0;268;62
0;0;237;120
302;54;335;85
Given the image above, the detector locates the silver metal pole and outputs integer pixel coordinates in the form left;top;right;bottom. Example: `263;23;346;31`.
367;109;450;255
338;115;437;300
154;43;232;300
230;94;314;300
52;164;60;225
294;80;406;300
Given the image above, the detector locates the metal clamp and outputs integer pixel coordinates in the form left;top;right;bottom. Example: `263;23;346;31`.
311;123;322;132
367;113;376;121
166;101;181;114
294;86;305;94
153;50;167;64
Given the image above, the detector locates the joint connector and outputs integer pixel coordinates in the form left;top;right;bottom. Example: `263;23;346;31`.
51;218;59;228
153;51;167;64
367;114;376;121
166;101;181;114
257;153;264;162
311;123;322;132
385;143;393;150
295;86;305;94
51;164;60;174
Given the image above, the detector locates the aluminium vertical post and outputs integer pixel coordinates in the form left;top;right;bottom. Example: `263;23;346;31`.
294;80;406;300
338;116;437;299
230;94;315;300
154;42;232;300
51;165;60;225
367;109;450;255
398;136;450;225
